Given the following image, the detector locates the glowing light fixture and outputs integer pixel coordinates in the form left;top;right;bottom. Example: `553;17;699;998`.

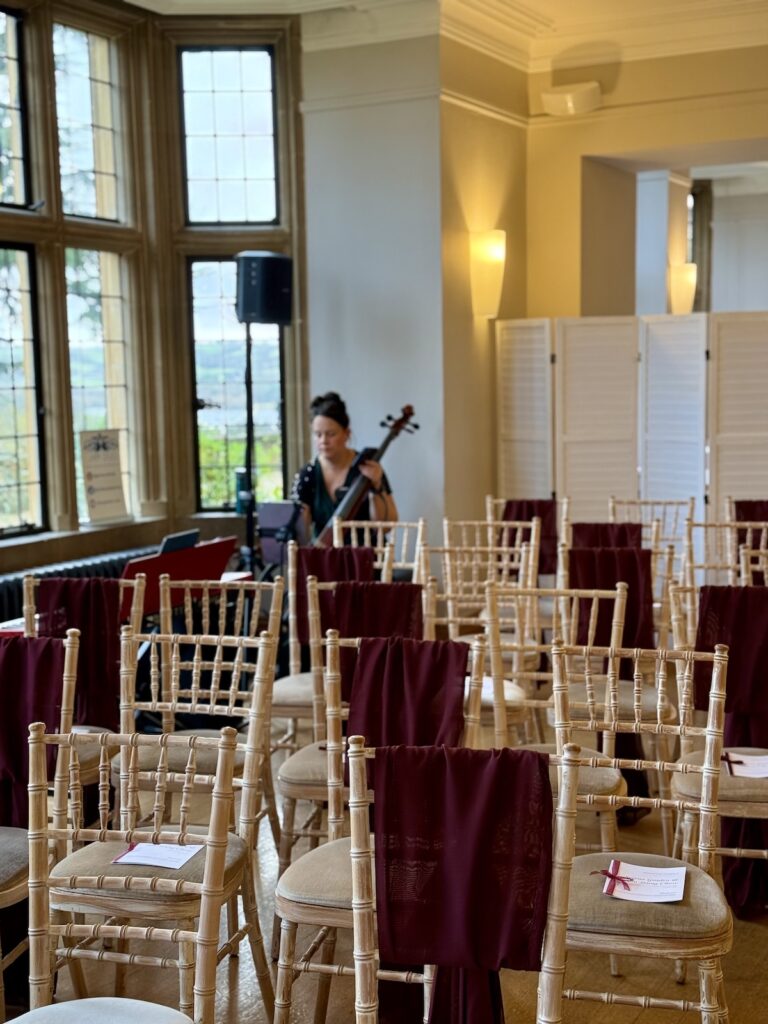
668;262;697;315
470;230;506;319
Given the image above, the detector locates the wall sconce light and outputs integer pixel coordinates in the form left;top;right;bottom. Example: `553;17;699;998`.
668;262;698;315
470;230;506;319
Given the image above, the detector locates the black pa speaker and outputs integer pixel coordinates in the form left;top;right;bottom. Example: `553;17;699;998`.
234;251;293;325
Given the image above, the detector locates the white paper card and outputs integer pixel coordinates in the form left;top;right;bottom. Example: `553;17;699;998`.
595;858;686;903
723;752;768;778
111;843;204;869
80;429;128;523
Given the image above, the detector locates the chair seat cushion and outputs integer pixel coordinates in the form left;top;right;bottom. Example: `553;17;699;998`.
50;830;247;901
278;741;327;788
0;826;29;889
276;837;352;910
568;852;731;939
273;672;315;708
672;747;768;804
14;997;193;1023
522;744;626;796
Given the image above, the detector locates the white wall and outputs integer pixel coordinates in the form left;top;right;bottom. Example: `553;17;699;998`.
301;36;445;528
711;191;768;311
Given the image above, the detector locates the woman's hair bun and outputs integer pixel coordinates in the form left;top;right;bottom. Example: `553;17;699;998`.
309;391;350;429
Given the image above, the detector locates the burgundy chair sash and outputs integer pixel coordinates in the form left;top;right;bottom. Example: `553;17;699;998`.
347;637;468;776
294;546;376;645
567;546;653;648
571;522;643;549
733;500;768;522
334;581;423;699
502;499;558;575
0;637;64;828
37;577;121;730
693;585;768;916
567;547;653;799
374;746;553;1024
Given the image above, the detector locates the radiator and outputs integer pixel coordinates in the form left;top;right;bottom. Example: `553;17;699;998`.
0;546;155;623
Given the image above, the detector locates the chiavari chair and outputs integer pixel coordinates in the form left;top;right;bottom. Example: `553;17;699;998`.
331;516;422;581
554;641;732;1021
343;736;581;1024
273;631;484;1023
0;629;80;1022
28;725;274;1023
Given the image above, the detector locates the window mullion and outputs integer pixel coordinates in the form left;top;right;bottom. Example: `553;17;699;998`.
38;241;78;530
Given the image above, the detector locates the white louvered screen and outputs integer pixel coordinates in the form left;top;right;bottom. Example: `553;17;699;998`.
495;318;553;498
708;313;768;519
638;314;707;511
555;317;638;521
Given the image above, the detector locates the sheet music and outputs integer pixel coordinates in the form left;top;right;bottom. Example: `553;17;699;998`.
112;842;204;869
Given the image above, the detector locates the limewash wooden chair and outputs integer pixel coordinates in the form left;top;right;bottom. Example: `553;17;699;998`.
27;726;268;1024
344;736;582;1024
552;640;733;1022
273;631;484;1023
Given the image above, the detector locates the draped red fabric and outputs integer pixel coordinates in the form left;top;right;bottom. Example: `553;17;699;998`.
693;585;768;916
571;522;643;549
567;547;653;799
374;746;553;1024
347;636;468;773
334;582;423;699
0;637;64;828
36;577;122;730
502;499;558;574
347;637;468;1022
294;546;376;644
733;500;768;522
567;546;653;648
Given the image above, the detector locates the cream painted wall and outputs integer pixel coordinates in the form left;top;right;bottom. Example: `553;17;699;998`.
527;45;768;316
440;102;527;516
711;192;768;311
302;37;445;528
581;159;635;315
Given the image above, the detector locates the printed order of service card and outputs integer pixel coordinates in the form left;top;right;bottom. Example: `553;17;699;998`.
595;858;686;903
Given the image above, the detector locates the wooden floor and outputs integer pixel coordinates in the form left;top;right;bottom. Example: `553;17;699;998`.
33;726;768;1023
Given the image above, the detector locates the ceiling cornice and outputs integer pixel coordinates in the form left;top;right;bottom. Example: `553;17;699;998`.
128;0;768;70
300;0;438;52
442;0;768;74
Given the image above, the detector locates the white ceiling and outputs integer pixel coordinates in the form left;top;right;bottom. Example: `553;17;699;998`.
129;0;768;71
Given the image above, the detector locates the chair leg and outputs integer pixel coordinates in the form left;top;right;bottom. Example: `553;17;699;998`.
423;964;435;1024
53;911;87;999
0;935;6;1024
308;801;324;851
227;894;240;957
274;918;298;1024
698;958;723;1024
178;919;196;1017
241;862;275;1021
263;752;282;850
313;927;337;1024
716;959;729;1024
273;796;297;958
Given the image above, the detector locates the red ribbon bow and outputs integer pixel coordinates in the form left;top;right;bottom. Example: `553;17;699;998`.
591;858;633;894
721;752;745;776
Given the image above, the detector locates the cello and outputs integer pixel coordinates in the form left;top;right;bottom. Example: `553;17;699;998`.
313;404;417;547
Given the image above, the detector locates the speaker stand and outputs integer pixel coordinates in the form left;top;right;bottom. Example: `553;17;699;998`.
243;320;258;575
